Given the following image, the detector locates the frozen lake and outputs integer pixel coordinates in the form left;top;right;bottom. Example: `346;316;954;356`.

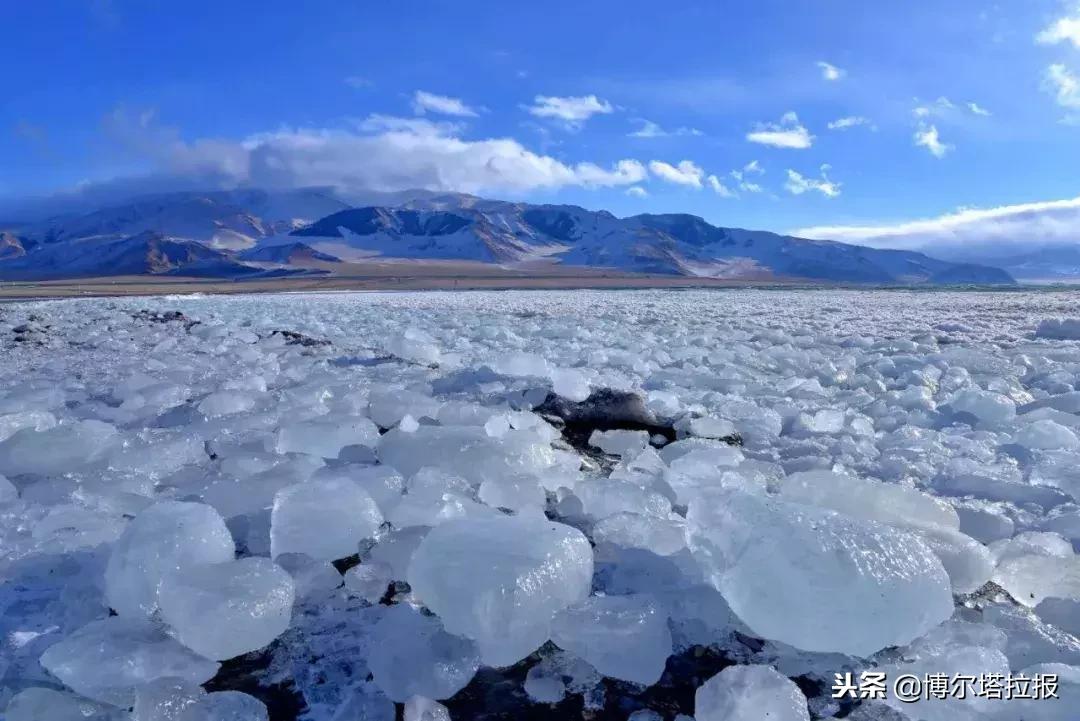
4;288;1080;721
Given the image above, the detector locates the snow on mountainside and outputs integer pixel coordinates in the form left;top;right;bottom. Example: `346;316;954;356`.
288;196;1015;284
18;188;352;250
0;188;1016;284
0;231;260;279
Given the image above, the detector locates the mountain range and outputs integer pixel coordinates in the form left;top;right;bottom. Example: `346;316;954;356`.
0;187;1018;285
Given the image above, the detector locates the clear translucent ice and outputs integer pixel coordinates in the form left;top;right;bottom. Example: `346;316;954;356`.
9;289;1080;721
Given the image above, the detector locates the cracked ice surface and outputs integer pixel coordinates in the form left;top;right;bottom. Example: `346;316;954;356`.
5;289;1080;719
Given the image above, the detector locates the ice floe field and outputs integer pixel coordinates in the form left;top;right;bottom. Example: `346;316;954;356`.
5;288;1080;721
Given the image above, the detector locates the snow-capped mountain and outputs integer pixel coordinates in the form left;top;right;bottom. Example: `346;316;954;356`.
0;188;1016;284
17;187;352;250
287;196;1015;284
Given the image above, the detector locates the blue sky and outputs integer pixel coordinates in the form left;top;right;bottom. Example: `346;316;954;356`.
3;0;1079;246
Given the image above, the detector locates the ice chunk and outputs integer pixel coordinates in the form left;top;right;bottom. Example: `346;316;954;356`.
492;351;550;377
1035;318;1080;340
953;499;1014;544
593;512;687;556
918;526;994;594
403;696;451;721
687;490;953;656
159;557;295;660
0;420;118;476
478;474;546;513
408;516;594;666
1036;597;1080;637
551;367;590;402
1014;419;1080;450
990;531;1074;564
0;472;17;503
368;604;481;702
105;501;235;618
5;688;120;721
32;504;126;551
551;594;672;685
993;552;1080;607
368;389;443;429
678;415;737;440
379;426;558;485
272;416;380;458
387;328;442;365
344;561;393;603
271;477;383;561
524;664;566;703
0;408;57;443
197;390;257;417
628;711;663;721
947;388;1015;426
276;552;343;599
589;429;650;457
39;617;220;706
576;478;672;520
778;470;960;533
695;665;809;721
176;692;268;721
133;678;205;721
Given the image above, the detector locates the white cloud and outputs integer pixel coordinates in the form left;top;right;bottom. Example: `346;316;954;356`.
628;119;703;138
817;61;845;81
913;123;952;158
827;115;871;130
913;96;955;118
625;186;648;198
412;90;479;117
525;95;614;124
746;112;814;149
794;196;1080;252
729;160;765;193
1044;63;1080;110
648;159;705;187
967;101;992;116
706;174;735;197
101;107;647;196
1037;6;1080;48
784;165;841;197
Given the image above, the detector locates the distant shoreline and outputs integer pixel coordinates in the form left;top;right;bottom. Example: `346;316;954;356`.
0;272;1068;302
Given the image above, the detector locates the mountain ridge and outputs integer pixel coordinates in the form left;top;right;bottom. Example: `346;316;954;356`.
0;188;1016;285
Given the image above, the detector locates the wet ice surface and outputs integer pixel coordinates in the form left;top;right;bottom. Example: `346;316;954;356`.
5;288;1080;720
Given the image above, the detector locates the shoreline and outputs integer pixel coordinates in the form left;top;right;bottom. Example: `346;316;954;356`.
0;273;1065;302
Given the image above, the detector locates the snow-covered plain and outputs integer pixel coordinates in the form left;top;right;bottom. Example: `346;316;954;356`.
4;288;1080;720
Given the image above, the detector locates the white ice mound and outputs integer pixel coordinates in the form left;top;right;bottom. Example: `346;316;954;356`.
159;556;295;660
407;515;594;667
550;594;672;685
105;501;235;618
271;477;383;561
0;419;118;476
687;490;953;657
368;604;482;702
39;617;220;706
695;665;809;721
